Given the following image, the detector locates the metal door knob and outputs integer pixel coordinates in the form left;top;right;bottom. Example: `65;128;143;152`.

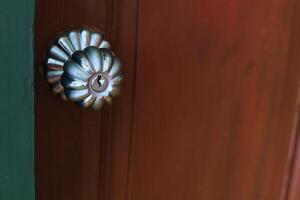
43;28;123;109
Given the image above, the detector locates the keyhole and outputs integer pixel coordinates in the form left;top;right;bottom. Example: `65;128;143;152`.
97;75;105;88
90;73;109;93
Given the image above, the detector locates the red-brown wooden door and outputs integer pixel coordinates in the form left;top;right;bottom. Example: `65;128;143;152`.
35;0;300;199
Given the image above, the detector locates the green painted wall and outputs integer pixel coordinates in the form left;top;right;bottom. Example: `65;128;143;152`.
0;0;35;199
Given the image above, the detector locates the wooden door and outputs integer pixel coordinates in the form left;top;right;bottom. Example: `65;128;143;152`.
35;0;300;200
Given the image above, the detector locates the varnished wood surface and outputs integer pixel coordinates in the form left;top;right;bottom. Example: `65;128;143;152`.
287;128;300;200
280;3;300;199
35;0;300;199
129;0;300;200
35;0;137;199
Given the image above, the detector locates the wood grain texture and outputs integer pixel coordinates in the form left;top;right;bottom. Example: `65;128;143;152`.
128;0;300;200
35;0;300;199
35;0;138;199
286;18;300;196
287;124;300;200
281;1;300;199
0;0;35;199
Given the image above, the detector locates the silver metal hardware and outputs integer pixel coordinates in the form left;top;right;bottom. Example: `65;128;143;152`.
43;28;123;109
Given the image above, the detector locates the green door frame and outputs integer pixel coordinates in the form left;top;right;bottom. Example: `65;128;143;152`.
0;0;35;199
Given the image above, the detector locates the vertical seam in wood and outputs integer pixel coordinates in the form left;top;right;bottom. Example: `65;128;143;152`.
97;1;109;199
107;1;119;200
125;0;140;199
283;105;300;200
282;46;300;200
280;0;300;199
97;0;119;199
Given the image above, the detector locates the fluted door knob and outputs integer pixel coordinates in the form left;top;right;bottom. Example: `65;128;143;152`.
43;28;123;109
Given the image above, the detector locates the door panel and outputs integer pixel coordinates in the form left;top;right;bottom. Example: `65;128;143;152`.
35;0;300;200
130;0;300;200
35;0;137;199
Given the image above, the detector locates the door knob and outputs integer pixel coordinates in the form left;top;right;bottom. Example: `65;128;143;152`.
43;28;123;109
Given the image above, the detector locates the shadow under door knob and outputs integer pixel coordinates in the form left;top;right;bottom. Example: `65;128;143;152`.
43;28;123;109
